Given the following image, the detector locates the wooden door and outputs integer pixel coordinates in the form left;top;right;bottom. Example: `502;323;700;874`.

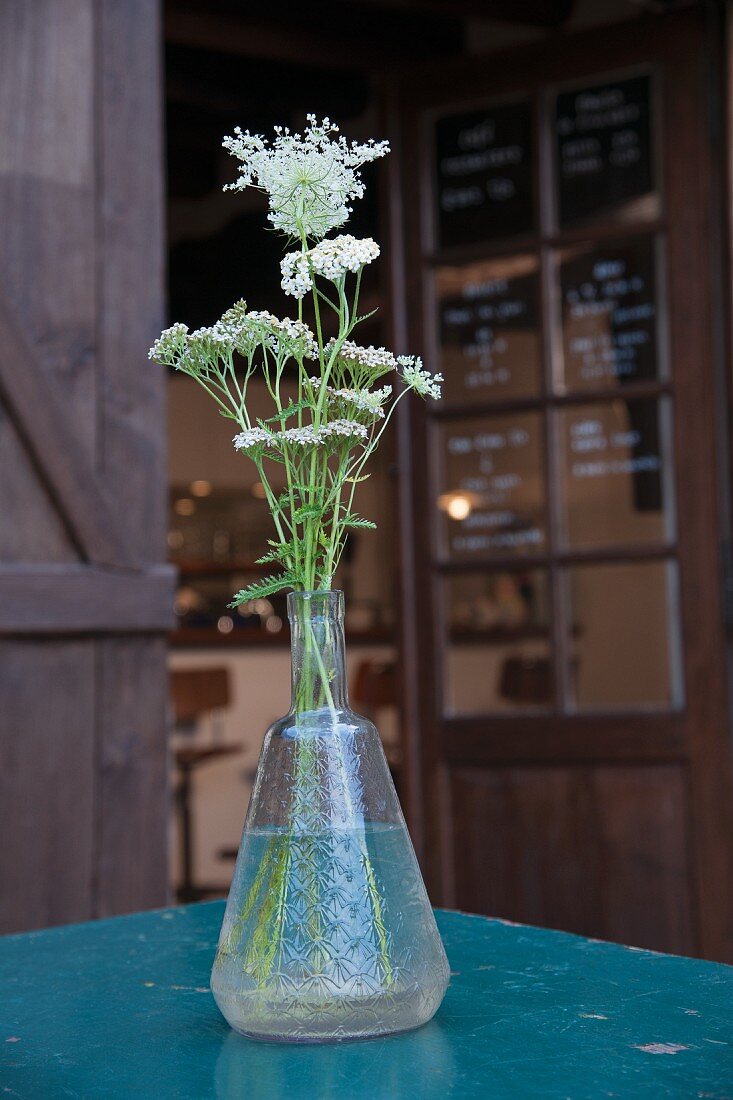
390;8;733;960
0;1;174;933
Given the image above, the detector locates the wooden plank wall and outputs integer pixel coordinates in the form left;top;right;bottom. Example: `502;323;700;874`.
0;0;173;932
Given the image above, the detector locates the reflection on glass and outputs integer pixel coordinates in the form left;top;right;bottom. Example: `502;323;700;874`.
443;570;551;715
559;398;673;549
556;236;662;393
565;559;682;709
434;255;541;404
555;74;659;227
437;413;546;560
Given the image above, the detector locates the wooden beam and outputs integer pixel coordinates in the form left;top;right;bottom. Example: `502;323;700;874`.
165;8;458;69
0;292;135;569
0;565;176;633
344;0;574;26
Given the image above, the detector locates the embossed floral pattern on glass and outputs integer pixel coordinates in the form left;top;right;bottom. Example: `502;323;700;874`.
211;591;450;1042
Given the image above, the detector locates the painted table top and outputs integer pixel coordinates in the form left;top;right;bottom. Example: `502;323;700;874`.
1;902;732;1099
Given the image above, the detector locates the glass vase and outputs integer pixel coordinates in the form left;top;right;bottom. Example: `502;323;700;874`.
211;590;450;1042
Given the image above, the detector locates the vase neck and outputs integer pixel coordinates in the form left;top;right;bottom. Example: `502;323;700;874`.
288;590;348;715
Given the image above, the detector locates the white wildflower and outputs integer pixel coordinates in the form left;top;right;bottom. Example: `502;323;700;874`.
307;376;391;419
217;302;317;359
399;356;443;400
333;386;392;419
233;427;275;451
277;425;323;446
320;419;369;441
281;236;380;299
223;115;390;240
148;323;189;366
275;420;368;447
279;256;313;299
326;340;397;373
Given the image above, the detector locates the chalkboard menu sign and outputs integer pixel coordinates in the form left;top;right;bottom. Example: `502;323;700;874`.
555;74;656;227
558;235;660;392
436;258;541;404
434;101;534;248
437;412;546;561
560;397;670;549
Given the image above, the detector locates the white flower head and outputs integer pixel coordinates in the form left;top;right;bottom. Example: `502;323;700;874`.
233;427;275;451
277;425;323;446
399;355;443;400
223;115;390;240
217;302;317;360
332;385;392;420
275;420;369;447
320;419;369;442
326;340;398;381
148;323;189;366
281;236;380;299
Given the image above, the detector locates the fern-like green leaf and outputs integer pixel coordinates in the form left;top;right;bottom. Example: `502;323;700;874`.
341;513;376;530
254;543;291;566
264;399;312;424
229;572;299;607
293;504;324;523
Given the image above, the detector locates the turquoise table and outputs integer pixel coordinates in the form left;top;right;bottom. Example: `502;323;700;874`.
2;903;732;1098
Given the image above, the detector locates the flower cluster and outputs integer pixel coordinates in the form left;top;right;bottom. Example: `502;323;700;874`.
337;386;392;416
398;356;443;400
223;115;389;240
148;322;190;367
149;306;318;372
324;340;398;386
231;427;273;451
234;419;368;452
281;236;380;298
309;377;392;420
151;115;443;601
213;302;318;360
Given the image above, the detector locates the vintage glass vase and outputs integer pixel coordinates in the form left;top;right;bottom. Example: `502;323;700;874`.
211;590;449;1042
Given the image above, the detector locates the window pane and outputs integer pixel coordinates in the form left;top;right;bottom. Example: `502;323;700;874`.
555;236;663;393
436;412;546;560
434;101;534;248
559;397;673;549
434;255;541;404
443;570;551;714
554;74;659;228
565;560;682;710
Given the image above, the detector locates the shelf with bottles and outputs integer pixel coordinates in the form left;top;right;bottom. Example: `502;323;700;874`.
171;559;394;648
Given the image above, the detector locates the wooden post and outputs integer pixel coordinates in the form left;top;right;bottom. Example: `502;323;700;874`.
0;0;172;932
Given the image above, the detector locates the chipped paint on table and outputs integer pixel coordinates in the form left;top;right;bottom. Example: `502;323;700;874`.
1;904;732;1098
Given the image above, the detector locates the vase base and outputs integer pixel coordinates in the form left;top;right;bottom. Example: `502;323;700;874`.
230;1020;432;1045
212;977;448;1045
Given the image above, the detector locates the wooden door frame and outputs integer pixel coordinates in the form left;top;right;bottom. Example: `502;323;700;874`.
387;6;733;959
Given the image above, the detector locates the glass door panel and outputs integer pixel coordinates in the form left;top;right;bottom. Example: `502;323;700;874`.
435;412;546;560
558;397;674;549
433;254;541;403
442;569;552;715
554;235;665;393
554;72;659;228
434;100;534;248
564;559;682;709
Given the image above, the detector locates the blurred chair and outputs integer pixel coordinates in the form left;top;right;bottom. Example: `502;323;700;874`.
499;655;552;705
170;667;230;737
169;667;238;902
